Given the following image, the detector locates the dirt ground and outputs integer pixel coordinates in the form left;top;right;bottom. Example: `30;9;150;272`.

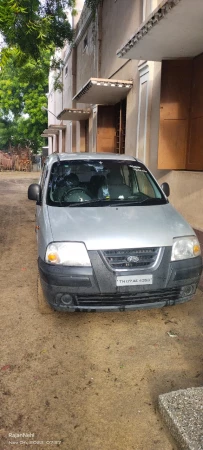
0;171;203;450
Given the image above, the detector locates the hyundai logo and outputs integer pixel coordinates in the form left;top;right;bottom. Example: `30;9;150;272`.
126;256;139;263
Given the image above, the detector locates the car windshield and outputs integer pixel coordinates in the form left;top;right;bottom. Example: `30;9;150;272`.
46;159;167;207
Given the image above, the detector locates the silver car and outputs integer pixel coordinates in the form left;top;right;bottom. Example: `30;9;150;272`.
28;153;202;312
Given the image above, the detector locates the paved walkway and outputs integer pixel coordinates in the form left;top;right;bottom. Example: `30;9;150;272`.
159;386;203;450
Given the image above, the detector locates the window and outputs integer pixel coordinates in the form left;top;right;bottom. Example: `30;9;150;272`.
40;162;48;199
65;65;68;77
83;35;88;51
47;159;166;206
136;171;158;198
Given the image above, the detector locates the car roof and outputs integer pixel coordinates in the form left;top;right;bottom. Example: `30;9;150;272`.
46;152;138;167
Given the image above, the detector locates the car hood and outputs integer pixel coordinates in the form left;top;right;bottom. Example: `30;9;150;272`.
47;203;194;250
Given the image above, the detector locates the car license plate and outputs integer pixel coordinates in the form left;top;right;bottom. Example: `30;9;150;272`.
116;274;153;286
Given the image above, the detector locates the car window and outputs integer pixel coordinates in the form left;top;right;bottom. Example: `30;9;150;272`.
46;159;166;207
135;170;157;198
40;161;48;199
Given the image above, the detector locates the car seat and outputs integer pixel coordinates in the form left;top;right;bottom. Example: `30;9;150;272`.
104;170;131;199
90;175;106;198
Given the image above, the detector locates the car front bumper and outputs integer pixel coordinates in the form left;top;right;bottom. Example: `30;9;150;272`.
38;249;202;312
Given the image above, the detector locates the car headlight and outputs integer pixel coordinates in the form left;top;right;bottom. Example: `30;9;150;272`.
45;242;91;266
171;236;201;261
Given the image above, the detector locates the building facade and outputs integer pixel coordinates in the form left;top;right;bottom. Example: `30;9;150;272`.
44;0;203;236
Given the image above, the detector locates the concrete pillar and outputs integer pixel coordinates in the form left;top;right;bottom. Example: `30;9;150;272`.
72;122;77;152
59;130;63;153
48;137;53;155
53;134;57;152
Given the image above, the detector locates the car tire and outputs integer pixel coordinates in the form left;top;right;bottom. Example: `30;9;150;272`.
37;276;54;314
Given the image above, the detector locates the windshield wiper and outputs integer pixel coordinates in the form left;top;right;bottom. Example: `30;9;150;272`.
65;199;112;207
109;200;142;206
138;197;166;205
50;197;166;207
109;198;166;206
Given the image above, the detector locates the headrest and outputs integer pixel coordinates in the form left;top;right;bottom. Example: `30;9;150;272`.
90;175;105;186
64;173;79;187
107;170;124;185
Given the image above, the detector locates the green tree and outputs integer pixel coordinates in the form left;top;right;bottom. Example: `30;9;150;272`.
0;1;80;152
0;1;100;152
0;49;51;152
0;0;76;60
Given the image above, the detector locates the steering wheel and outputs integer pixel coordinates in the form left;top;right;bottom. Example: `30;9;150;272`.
62;187;91;200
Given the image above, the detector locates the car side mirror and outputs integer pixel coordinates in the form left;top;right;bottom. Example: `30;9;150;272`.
161;182;170;197
28;184;41;203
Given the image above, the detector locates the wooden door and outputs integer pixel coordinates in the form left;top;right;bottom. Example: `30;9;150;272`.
187;53;203;170
79;120;89;152
115;100;126;154
158;60;192;170
85;120;89;152
97;106;116;153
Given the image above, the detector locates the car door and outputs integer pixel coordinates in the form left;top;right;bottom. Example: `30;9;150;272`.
36;161;49;256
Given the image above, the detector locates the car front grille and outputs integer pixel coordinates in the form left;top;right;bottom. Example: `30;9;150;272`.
102;247;160;270
74;288;181;308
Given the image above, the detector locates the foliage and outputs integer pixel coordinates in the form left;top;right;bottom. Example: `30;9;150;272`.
53;75;64;92
0;49;51;152
0;1;102;152
50;56;64;70
0;0;76;60
85;0;101;14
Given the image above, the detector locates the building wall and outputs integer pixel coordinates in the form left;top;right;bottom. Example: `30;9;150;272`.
48;81;61;125
75;6;97;92
146;60;203;233
72;0;85;28
148;61;163;177
46;1;86;153
47;0;166;158
100;0;142;78
113;60;140;157
157;170;203;232
63;48;73;109
73;0;145;157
